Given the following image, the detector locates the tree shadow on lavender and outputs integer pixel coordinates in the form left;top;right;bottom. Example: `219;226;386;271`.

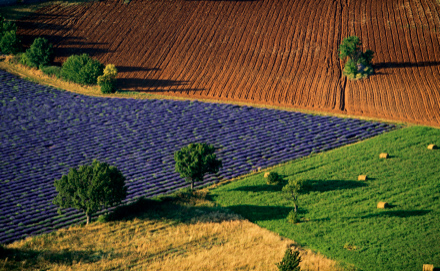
361;209;432;219
0;245;115;269
307;179;368;193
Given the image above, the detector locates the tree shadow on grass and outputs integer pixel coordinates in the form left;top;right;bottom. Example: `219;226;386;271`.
361;210;432;219
1;245;115;269
307;179;368;193
230;183;284;193
225;204;293;222
105;191;241;224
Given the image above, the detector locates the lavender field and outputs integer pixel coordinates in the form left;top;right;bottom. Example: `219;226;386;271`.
0;70;394;244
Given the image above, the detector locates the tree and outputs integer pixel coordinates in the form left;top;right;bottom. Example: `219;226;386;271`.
0;15;21;55
282;179;309;214
174;143;222;190
61;53;104;85
339;35;374;79
276;247;302;271
53;160;127;225
22;37;53;68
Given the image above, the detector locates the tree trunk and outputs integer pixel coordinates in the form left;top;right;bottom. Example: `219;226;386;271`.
294;203;298;213
86;214;90;225
191;179;194;190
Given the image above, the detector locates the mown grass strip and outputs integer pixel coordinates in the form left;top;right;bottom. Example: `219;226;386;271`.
209;126;440;271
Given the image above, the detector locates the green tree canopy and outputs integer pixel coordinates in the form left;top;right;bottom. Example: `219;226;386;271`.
0;15;20;55
53;160;127;225
23;37;53;68
282;179;309;213
174;143;222;190
338;35;375;79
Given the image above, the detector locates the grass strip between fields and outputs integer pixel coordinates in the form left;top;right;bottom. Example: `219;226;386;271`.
208;126;440;271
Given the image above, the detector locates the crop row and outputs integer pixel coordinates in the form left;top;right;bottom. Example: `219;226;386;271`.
0;70;394;244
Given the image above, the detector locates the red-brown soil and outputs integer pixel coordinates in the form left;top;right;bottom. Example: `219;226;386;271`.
15;0;440;127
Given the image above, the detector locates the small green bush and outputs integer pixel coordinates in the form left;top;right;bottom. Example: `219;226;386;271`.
0;15;21;55
267;172;283;185
98;64;118;93
61;53;104;85
40;65;62;78
23;37;53;68
276;247;302;271
286;209;299;224
0;30;21;55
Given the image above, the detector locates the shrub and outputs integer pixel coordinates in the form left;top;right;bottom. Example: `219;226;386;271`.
267;172;283;185
61;53;104;85
40;65;62;78
276;247;302;271
286;209;300;224
0;15;21;55
23;37;53;68
98;64;118;93
0;30;21;55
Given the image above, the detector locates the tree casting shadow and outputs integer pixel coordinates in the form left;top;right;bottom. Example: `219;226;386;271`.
361;209;432;219
307;179;368;193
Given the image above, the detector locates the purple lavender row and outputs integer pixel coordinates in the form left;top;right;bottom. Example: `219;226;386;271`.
0;70;395;244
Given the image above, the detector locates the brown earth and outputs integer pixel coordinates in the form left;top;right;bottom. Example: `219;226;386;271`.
15;0;440;127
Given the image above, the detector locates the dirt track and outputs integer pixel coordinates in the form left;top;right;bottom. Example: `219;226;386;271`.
15;0;440;126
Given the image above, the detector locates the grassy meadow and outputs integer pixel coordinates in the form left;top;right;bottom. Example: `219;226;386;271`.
209;126;440;271
0;190;340;271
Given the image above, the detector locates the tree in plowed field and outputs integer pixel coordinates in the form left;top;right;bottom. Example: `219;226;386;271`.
339;36;374;80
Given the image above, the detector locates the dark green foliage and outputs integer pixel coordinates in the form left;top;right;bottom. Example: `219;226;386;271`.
339;36;374;79
0;30;21;55
276;248;301;271
359;49;374;66
98;79;114;93
23;37;53;68
98;64;118;93
40;65;62;78
286;210;299;224
61;54;104;85
282;179;309;213
174;143;222;190
343;59;358;78
0;16;20;55
339;36;362;63
53;159;127;224
267;172;283;185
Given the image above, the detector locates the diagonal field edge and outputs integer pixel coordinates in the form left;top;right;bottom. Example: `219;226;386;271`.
0;70;395;244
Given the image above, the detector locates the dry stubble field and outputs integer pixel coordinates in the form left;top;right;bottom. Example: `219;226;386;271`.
15;0;440;126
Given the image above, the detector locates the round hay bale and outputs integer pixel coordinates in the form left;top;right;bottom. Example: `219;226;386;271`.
264;172;270;178
427;144;437;150
377;202;389;209
358;175;367;181
379;153;389;159
423;264;434;271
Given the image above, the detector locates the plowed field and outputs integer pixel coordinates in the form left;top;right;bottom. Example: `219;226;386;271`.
15;0;440;126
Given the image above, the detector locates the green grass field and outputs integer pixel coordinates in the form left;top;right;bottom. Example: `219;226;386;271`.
209;126;440;271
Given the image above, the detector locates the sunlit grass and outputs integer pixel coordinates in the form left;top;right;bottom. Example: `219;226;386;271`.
209;126;440;271
0;190;341;270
